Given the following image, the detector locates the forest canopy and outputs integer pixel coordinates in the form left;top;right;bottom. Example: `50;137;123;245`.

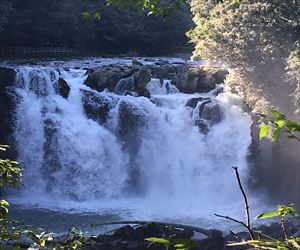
0;0;193;55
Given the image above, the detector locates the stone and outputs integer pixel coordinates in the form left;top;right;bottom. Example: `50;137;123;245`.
114;77;135;95
113;225;135;240
132;59;143;66
185;97;211;109
84;68;123;92
134;68;151;89
199;102;223;125
81;89;118;124
195;120;209;134
55;78;70;99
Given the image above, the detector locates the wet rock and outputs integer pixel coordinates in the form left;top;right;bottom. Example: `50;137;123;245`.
195;120;209;134
113;226;135;240
84;68;123;92
114;77;135;95
132;59;143;66
199;102;223;125
134;68;151;90
54;78;70;99
151;65;178;80
198;229;224;250
81;89;118;124
186;97;211;109
173;66;228;94
133;223;162;241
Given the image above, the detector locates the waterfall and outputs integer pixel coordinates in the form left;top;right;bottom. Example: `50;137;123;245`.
8;65;254;224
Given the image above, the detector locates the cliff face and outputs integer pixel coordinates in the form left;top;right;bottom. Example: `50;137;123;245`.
247;78;300;208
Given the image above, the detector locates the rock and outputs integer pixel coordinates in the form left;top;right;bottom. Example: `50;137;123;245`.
195;120;209;134
186;97;211;109
84;68;123;92
54;78;70;99
199;101;223;125
198;230;224;250
113;226;135;240
173;66;228;94
114;77;135;95
136;88;151;98
81;89;118;124
134;68;151;89
151;65;178;80
133;223;162;241
132;59;143;66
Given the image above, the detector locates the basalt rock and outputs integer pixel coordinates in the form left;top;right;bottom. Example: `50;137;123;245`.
54;78;70;99
186;97;211;109
81;89;119;124
199;101;223;125
84;68;124;92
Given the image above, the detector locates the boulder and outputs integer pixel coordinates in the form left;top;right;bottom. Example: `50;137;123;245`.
81;89;118;124
54;78;70;99
132;59;143;66
173;66;228;94
195;120;209;134
134;68;151;89
199;101;223;125
84;68;123;92
185;97;211;109
114;77;135;95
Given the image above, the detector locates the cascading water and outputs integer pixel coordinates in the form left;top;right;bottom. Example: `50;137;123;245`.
6;62;263;232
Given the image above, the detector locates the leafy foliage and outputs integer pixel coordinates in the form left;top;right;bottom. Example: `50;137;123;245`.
0;145;88;249
0;0;192;55
188;0;300;113
256;204;297;219
259;110;300;142
145;236;198;250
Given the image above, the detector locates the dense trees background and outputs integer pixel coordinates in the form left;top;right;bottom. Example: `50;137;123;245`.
0;0;193;55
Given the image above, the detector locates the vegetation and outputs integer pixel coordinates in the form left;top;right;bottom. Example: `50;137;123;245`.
0;0;192;55
187;0;300;113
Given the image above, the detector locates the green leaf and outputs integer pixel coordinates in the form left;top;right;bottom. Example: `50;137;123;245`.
145;237;170;245
272;128;281;142
255;211;281;219
275;120;285;128
271;110;285;120
259;124;270;140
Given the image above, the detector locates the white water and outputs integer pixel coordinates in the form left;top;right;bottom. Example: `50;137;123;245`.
7;64;266;231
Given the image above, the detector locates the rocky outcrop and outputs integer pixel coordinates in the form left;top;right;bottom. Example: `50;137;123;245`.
81;89;119;124
84;223;224;250
84;67;126;92
84;63;228;96
185;97;210;109
54;78;70;99
186;97;223;134
172;66;228;94
117;100;147;191
199;101;223;126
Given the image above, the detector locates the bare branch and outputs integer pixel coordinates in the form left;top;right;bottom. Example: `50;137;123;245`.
232;166;254;240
